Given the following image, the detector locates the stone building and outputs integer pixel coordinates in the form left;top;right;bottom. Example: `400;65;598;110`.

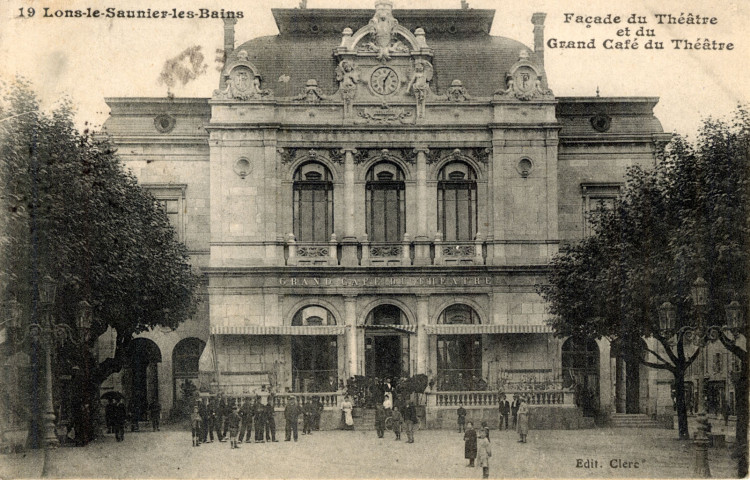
101;1;671;428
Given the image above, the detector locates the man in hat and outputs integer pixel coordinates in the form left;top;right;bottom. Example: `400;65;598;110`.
284;396;302;441
227;405;242;448
264;396;277;442
239;397;254;444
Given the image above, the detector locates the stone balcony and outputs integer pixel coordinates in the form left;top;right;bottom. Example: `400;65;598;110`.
283;233;487;267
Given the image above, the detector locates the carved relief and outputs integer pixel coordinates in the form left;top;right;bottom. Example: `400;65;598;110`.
336;60;359;117
424;147;492;165
278;147;299;164
408;59;433;118
497;50;553;101
446;80;470;102
214;61;272;101
153;114;176;133
363;0;409;61
357;105;413;124
293;79;326;104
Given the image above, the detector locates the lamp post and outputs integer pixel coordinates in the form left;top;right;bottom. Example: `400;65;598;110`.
658;277;746;478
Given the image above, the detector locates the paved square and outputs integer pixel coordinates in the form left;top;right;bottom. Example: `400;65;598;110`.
1;427;737;478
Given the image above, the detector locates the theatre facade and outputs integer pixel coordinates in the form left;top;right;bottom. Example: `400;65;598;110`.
102;1;671;427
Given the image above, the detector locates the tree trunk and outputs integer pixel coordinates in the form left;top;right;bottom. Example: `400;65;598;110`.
734;358;748;478
673;368;690;440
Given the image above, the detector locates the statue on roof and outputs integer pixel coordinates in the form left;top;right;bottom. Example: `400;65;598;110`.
365;0;409;61
408;59;433;118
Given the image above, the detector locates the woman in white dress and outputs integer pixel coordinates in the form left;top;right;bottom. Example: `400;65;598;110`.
341;395;354;430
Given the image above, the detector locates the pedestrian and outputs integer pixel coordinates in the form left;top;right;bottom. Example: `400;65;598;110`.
391;406;403;440
220;396;232;441
499;395;510;430
404;400;418;443
264;396;277;442
254;396;266;443
129;402;140;432
464;421;477;467
227;405;241;449
149;400;161;432
191;406;202;447
302;398;314;435
481;420;490;442
477;429;492;479
105;398;115;434
374;403;386;438
457;401;466;433
239;397;254;444
216;395;227;442
114;398;126;442
313;396;323;430
517;397;530;443
511;394;520;429
341;395;354;430
284;396;302;441
202;398;214;443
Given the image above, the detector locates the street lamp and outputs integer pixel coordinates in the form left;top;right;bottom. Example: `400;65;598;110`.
658;277;747;478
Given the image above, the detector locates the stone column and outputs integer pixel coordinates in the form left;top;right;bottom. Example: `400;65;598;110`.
341;148;359;266
413;146;431;265
345;295;358;377
416;294;429;374
616;356;627;413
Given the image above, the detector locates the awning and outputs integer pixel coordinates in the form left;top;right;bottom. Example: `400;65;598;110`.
358;324;417;334
423;324;553;334
211;325;347;335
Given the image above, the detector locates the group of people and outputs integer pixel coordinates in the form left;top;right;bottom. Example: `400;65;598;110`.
457;395;532;479
190;394;324;448
104;399;128;442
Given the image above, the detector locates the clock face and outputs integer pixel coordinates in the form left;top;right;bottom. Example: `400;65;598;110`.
370;67;399;95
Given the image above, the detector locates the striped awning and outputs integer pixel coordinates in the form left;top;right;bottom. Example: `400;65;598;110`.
358;324;417;334
423;324;553;334
211;325;347;335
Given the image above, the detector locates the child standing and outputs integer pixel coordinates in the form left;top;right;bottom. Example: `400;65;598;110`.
227;405;242;449
477;429;492;478
391;406;403;440
457;402;466;433
463;421;477;467
190;406;202;447
481;420;490;442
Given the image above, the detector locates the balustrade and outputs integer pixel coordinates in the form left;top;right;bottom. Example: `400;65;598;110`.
431;389;575;408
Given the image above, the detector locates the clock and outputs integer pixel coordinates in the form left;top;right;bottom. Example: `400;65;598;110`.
370;67;399;95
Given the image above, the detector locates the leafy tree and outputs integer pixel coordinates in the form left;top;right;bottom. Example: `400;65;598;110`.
540;107;748;475
1;79;200;446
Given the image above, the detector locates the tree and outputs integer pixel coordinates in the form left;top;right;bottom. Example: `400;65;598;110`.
539;107;748;475
1;79;200;446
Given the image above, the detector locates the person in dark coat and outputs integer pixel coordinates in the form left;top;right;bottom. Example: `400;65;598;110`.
312;396;323;430
200;398;213;443
374;403;386;438
284;397;302;441
302;399;314;435
114;399;126;442
105;399;115;433
215;396;227;442
404;400;418;443
457;402;467;433
391;406;403;440
254;396;266;442
149;400;161;431
464;421;477;467
264;397;277;442
227;405;242;449
129;402;141;432
239;397;254;443
499;396;510;430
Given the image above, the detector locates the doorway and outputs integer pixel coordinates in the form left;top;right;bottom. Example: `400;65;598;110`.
366;334;402;382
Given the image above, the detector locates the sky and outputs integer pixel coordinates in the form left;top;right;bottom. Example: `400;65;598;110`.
1;0;748;136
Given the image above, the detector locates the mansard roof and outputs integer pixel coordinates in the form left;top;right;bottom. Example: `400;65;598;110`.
232;8;537;98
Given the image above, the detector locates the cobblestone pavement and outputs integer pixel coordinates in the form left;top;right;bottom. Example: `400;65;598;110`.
1;427;738;479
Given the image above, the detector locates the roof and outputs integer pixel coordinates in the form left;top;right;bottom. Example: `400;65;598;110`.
232;8;537;98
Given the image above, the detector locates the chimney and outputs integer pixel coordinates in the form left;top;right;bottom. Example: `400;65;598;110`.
223;17;237;59
531;13;546;67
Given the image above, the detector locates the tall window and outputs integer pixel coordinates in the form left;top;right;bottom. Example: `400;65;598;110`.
293;162;334;242
144;184;187;241
436;304;482;391
291;306;338;392
581;183;621;237
438;162;477;241
366;162;405;242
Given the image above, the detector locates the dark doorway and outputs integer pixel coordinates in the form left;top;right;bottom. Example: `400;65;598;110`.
125;338;161;422
366;335;402;381
625;359;640;414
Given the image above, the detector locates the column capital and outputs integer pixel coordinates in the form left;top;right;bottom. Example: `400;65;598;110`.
413;146;430;154
343;294;358;301
415;293;430;299
341;146;358;154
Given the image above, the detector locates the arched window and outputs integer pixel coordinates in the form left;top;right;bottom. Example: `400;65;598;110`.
293;162;334;242
172;337;205;408
437;162;477;241
366;162;405;242
366;304;407;325
436;304;482;391
291;306;338;392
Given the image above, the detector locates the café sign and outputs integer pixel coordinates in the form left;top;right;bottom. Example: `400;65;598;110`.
278;276;494;287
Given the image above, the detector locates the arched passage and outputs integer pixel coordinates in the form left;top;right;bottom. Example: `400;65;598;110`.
436;304;482;391
562;337;600;416
610;338;649;414
172;337;205;407
364;304;411;383
124;338;161;422
291;305;339;392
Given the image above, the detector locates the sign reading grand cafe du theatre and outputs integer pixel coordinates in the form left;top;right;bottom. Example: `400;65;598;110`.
101;0;671;429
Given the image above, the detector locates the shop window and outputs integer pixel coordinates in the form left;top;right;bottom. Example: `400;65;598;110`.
437;162;477;241
293;162;334;242
291;306;338;392
562;337;600;415
436;304;481;390
366;162;405;242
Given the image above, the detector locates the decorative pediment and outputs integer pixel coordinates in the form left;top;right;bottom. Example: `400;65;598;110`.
213;50;273;100
496;50;553;101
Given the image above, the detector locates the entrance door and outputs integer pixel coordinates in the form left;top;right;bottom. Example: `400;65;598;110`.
625;359;640;414
366;335;402;381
